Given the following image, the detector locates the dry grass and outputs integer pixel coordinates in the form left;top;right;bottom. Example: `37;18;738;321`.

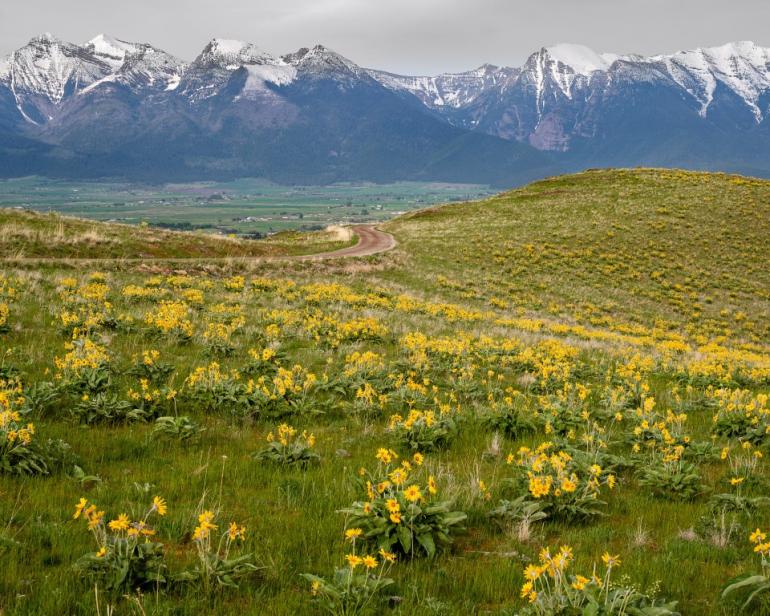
0;209;351;260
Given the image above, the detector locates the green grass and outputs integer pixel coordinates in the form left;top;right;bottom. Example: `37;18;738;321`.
385;168;770;346
0;169;769;615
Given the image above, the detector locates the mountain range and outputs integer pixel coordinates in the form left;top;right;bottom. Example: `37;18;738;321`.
2;34;770;185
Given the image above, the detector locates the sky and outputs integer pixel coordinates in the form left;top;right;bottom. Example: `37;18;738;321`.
1;0;770;75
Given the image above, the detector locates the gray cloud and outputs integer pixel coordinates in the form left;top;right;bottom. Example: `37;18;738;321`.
2;0;769;74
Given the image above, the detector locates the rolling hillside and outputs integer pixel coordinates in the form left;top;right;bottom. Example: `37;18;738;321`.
1;170;769;615
385;168;770;347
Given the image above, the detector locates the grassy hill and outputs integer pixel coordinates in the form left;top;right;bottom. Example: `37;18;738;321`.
0;169;769;615
385;168;770;348
0;208;353;259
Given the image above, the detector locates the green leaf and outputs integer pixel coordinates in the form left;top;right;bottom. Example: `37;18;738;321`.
582;603;599;616
722;574;768;598
416;533;436;558
396;525;412;554
442;512;468;526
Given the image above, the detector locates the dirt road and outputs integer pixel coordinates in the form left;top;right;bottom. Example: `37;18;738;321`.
301;225;396;259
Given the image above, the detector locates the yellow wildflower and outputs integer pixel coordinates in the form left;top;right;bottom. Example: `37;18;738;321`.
345;528;363;541
152;496;167;516
403;485;422;502
108;513;130;533
73;498;88;520
345;554;362;568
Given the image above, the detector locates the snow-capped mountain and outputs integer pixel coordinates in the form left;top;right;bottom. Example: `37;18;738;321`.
369;64;514;110
177;38;291;102
651;41;770;120
86;34;145;69
84;35;187;93
0;33;111;123
194;38;278;71
0;33;549;186
177;40;372;103
0;33;185;124
371;41;770;153
2;34;770;185
285;44;370;82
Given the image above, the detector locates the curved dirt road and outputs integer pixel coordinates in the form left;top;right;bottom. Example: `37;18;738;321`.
302;225;396;259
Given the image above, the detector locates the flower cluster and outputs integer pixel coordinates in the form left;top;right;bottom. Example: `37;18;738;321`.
0;302;9;331
255;423;319;466
509;442;615;521
519;546;676;615
0;378;31;445
144;301;193;338
302;529;396;615
340;448;466;558
54;337;109;376
711;389;770;445
387;408;458;451
73;496;168;593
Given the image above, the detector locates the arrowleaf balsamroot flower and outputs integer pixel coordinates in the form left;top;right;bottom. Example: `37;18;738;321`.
520;546;676;614
152;495;168;516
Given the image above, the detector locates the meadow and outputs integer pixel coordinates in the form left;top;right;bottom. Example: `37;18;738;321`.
1;169;770;615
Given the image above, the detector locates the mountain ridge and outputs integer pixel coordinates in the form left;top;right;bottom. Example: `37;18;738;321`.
2;34;770;185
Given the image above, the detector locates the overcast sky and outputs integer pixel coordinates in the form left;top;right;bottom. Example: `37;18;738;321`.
1;0;769;74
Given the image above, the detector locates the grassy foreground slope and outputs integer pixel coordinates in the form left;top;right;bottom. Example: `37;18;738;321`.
0;209;353;259
386;168;770;346
0;170;769;616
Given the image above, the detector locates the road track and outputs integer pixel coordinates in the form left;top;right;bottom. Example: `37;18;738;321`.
300;225;396;259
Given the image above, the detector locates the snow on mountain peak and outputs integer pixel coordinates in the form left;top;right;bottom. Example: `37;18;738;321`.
524;44;617;104
87;34;138;61
284;44;362;78
0;55;10;81
661;40;768;71
83;34;146;71
368;62;512;109
80;35;186;94
182;39;294;102
6;35;110;106
544;43;617;75
706;41;764;63
0;32;188;109
32;32;59;44
197;39;279;69
212;39;245;53
654;41;770;120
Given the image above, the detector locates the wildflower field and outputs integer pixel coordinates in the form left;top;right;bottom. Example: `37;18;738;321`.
1;169;770;614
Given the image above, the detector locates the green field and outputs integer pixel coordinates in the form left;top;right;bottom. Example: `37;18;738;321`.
1;169;770;615
0;177;494;236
